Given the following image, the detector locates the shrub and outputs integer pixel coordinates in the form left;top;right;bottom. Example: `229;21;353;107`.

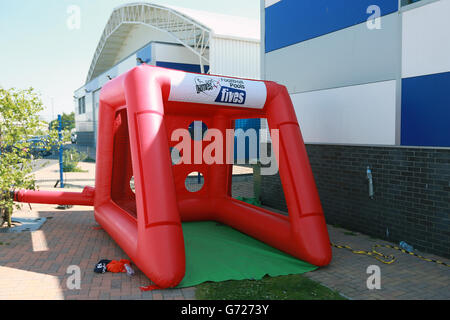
63;149;87;172
0;87;61;227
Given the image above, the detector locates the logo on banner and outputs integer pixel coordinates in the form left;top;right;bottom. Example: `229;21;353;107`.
215;87;246;104
195;77;220;96
194;76;247;105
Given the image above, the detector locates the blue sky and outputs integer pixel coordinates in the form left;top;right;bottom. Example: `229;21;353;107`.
0;0;260;122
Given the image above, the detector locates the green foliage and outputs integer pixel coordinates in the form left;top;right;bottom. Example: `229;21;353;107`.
0;87;66;227
48;112;75;131
63;148;87;172
235;197;262;207
195;274;346;300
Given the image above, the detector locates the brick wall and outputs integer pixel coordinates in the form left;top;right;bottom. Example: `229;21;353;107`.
260;144;450;258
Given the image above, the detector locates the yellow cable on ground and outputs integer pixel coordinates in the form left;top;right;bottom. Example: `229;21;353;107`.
331;243;450;267
331;243;396;264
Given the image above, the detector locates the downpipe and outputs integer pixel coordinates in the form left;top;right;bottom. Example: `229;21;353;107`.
367;166;374;200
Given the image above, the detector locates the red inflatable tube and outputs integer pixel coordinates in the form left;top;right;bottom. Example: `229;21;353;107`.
14;186;95;206
14;65;332;288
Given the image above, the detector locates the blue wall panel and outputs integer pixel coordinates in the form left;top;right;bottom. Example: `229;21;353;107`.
137;44;152;64
401;72;450;147
265;0;398;53
156;61;210;74
234;118;261;162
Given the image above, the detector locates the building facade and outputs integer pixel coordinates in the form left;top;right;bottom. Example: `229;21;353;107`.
74;3;260;158
261;0;450;257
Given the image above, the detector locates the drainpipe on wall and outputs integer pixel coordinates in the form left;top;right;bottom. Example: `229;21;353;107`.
367;166;374;199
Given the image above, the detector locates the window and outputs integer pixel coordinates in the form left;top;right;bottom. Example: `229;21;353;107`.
78;96;86;114
401;0;423;6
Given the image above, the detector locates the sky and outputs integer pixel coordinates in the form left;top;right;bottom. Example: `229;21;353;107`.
0;0;260;122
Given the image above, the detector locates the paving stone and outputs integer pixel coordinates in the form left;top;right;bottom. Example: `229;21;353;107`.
1;162;448;300
0;203;189;300
303;224;450;300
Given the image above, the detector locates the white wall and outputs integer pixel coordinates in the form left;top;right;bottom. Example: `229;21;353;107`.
113;24;174;64
117;54;138;77
402;0;450;78
210;37;260;79
265;13;400;94
292;80;397;145
265;0;282;8
154;43;209;65
75;92;94;132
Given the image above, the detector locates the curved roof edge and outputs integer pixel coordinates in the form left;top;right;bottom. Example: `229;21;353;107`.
86;2;260;83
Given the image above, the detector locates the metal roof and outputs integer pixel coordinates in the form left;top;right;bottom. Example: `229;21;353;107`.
86;2;259;83
164;5;260;41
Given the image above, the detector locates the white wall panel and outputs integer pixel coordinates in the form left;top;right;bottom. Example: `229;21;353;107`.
117;54;137;77
402;0;450;78
265;13;400;94
292;80;397;145
154;43;209;65
265;0;282;8
114;25;173;64
210;38;260;79
75;92;94;132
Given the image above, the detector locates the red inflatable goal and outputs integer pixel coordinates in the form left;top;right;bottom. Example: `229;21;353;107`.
15;65;332;288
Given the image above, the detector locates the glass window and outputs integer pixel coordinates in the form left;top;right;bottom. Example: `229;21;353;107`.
78;96;86;114
401;0;423;6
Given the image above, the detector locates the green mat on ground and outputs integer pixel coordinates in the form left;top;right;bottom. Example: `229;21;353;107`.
176;221;317;288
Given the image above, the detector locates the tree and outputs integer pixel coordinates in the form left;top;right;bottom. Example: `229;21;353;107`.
48;112;75;132
0;87;61;227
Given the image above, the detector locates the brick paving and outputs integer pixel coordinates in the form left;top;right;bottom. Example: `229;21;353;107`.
0;161;448;300
263;206;450;300
0;203;196;300
304;225;450;300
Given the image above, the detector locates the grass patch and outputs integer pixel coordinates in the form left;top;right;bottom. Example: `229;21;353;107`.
344;231;358;236
63;167;87;173
195;274;346;300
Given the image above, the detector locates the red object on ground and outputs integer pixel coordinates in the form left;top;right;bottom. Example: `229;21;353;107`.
14;65;332;289
139;285;162;292
106;259;131;273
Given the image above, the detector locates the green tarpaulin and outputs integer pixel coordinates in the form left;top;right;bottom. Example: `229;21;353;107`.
177;221;318;288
